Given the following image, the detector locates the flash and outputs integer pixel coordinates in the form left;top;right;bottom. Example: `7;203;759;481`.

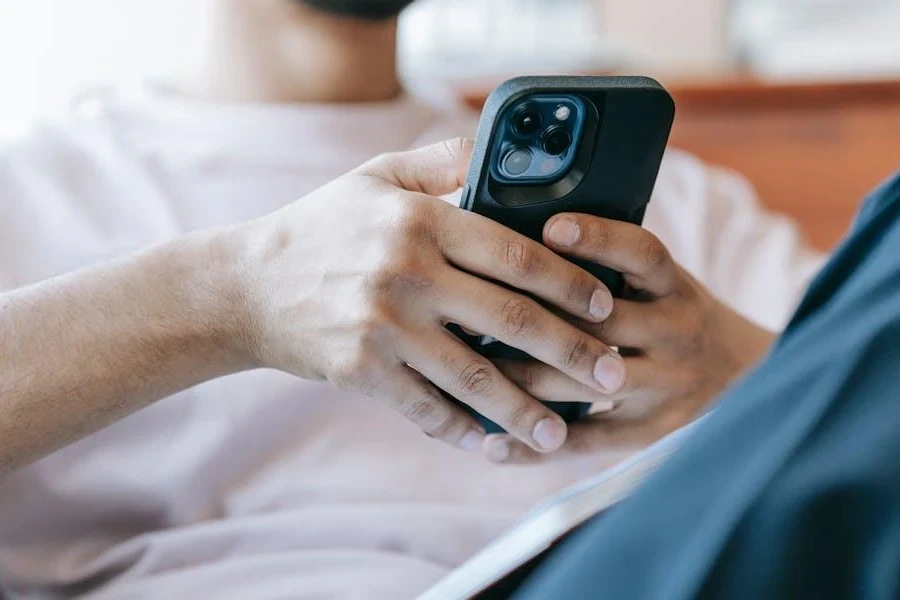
554;105;571;121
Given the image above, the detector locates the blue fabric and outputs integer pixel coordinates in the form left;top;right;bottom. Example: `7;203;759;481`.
513;173;900;600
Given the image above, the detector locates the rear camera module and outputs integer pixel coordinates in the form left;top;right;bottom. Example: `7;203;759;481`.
501;146;533;177
512;106;542;137
493;94;585;188
541;126;572;156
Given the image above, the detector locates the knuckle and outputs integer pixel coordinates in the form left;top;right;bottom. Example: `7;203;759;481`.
356;308;395;346
499;361;538;394
395;387;462;441
500;297;537;337
521;368;540;395
500;239;540;279
394;197;434;240
366;151;399;174
564;273;594;306
371;254;434;295
638;235;670;276
456;359;496;396
561;335;591;369
514;364;538;394
424;408;461;440
399;385;466;442
404;394;440;424
585;223;612;256
331;351;381;394
505;402;534;431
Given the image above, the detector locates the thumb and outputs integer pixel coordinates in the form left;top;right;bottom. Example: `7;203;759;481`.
361;137;474;197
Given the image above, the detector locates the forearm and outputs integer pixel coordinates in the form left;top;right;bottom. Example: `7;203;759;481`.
0;229;253;474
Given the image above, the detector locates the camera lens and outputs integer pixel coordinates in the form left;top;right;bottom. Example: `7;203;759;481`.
542;126;572;156
512;107;542;137
501;147;533;177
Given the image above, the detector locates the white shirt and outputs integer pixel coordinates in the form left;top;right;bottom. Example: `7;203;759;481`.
0;84;825;599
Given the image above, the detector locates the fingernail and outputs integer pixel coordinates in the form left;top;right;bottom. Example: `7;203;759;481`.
532;418;567;451
593;354;625;393
546;219;580;247
459;429;485;452
592;400;616;413
486;437;511;462
589;288;613;320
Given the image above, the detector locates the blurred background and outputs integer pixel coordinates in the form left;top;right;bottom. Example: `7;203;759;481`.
400;0;900;82
1;0;899;249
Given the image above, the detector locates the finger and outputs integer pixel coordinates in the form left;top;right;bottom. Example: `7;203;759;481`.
495;360;617;410
439;270;626;394
377;365;486;452
543;214;679;296
484;411;674;465
439;210;614;324
360;137;474;197
497;356;655;407
574;299;659;349
403;329;569;453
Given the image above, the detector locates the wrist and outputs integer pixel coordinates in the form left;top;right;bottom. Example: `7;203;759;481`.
160;227;263;373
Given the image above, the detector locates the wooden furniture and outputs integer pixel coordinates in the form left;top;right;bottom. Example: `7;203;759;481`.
460;78;900;251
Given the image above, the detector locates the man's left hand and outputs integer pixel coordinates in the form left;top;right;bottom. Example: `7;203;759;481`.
484;213;776;464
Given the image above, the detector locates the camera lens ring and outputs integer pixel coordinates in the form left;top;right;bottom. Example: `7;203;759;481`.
501;146;533;177
541;126;572;156
512;106;542;137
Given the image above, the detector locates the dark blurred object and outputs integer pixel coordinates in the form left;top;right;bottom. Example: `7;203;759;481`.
461;76;900;251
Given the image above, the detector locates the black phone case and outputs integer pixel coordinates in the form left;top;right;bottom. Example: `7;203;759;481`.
451;76;675;433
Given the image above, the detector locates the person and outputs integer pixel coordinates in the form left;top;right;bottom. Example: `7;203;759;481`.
0;0;824;598
512;172;900;600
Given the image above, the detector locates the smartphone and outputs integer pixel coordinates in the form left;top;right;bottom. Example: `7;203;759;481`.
449;76;675;433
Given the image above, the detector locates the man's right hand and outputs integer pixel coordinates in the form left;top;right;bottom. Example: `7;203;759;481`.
230;139;625;454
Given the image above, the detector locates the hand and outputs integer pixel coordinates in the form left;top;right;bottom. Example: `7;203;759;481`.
485;213;776;464
231;140;627;454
